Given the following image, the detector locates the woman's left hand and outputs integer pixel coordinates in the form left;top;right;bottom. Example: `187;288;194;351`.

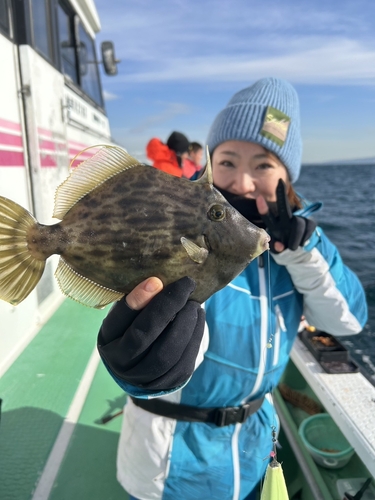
256;179;316;253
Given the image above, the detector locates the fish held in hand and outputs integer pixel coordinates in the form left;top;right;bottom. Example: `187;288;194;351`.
0;146;269;308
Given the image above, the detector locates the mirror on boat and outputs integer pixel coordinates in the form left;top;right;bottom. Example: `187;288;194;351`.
101;41;120;76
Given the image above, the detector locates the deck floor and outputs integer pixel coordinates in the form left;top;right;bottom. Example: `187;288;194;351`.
0;299;129;500
2;299;375;500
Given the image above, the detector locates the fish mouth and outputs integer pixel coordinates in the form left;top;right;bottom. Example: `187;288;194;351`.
262;232;271;251
255;230;270;256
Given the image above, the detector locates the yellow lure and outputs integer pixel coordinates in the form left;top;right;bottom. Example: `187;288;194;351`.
260;459;289;500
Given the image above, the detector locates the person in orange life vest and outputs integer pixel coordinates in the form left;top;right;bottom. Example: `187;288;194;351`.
182;141;203;178
146;131;190;177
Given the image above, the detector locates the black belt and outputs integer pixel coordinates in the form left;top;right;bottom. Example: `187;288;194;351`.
130;396;264;427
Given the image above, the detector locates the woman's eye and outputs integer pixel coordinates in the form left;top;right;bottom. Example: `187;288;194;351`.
220;160;235;168
208;204;226;221
257;163;273;170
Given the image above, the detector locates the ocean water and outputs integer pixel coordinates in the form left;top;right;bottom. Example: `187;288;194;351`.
294;164;375;382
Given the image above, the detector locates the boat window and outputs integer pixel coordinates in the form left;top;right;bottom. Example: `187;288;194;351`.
0;0;11;37
77;21;103;107
57;2;78;84
56;0;103;108
30;0;53;61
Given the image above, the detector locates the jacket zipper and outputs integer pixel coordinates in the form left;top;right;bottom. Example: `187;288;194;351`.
233;256;268;500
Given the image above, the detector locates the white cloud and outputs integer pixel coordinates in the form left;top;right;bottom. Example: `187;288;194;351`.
102;90;119;101
107;37;375;86
94;0;375;163
95;0;374;60
95;0;375;88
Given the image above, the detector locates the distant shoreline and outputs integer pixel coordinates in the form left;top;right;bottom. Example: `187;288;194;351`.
303;160;375;167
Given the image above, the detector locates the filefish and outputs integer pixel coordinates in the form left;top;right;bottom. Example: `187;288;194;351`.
0;146;269;308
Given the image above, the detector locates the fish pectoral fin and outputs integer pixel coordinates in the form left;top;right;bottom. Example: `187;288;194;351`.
54;145;141;219
180;237;208;264
55;257;124;309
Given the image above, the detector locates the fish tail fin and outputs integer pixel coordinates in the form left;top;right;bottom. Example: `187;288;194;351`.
0;196;45;305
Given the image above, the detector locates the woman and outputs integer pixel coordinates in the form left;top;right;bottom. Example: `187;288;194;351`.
98;78;367;500
182;141;203;178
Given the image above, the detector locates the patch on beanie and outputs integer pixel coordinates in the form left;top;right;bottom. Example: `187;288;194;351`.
260;106;290;147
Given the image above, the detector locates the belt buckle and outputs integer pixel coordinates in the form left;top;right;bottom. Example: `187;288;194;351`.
214;406;245;427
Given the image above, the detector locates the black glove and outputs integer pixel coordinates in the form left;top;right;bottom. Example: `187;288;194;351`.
97;277;205;391
260;179;316;253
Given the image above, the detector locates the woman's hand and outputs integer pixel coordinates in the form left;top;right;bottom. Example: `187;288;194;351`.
256;179;316;253
97;277;206;391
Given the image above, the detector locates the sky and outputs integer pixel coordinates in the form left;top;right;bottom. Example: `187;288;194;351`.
94;0;375;164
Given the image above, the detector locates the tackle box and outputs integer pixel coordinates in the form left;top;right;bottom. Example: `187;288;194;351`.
299;328;359;374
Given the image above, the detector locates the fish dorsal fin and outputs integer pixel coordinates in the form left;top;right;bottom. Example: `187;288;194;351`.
55;257;124;308
53;145;141;219
181;237;209;264
196;146;213;186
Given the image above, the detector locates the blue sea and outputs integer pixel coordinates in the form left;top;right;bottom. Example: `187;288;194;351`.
295;164;375;382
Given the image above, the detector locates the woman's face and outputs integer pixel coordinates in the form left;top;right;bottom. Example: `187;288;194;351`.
190;148;203;166
212;141;288;202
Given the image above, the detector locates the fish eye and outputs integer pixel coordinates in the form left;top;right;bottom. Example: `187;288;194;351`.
208;204;226;221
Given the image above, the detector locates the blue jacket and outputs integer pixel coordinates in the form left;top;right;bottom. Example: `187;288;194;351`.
103;214;367;500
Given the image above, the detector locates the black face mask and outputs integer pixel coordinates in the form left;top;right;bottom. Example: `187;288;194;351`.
214;186;267;228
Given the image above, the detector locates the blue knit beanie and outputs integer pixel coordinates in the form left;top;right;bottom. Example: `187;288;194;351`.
206;77;302;183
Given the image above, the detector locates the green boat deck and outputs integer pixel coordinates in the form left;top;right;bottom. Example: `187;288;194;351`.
2;299;375;500
0;299;128;500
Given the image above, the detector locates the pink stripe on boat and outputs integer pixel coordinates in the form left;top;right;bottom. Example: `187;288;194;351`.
37;127;66;142
40;155;57;168
69;139;90;149
39;138;56;151
69;147;99;156
37;126;52;138
0;132;23;147
0;150;25;167
0;118;21;132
